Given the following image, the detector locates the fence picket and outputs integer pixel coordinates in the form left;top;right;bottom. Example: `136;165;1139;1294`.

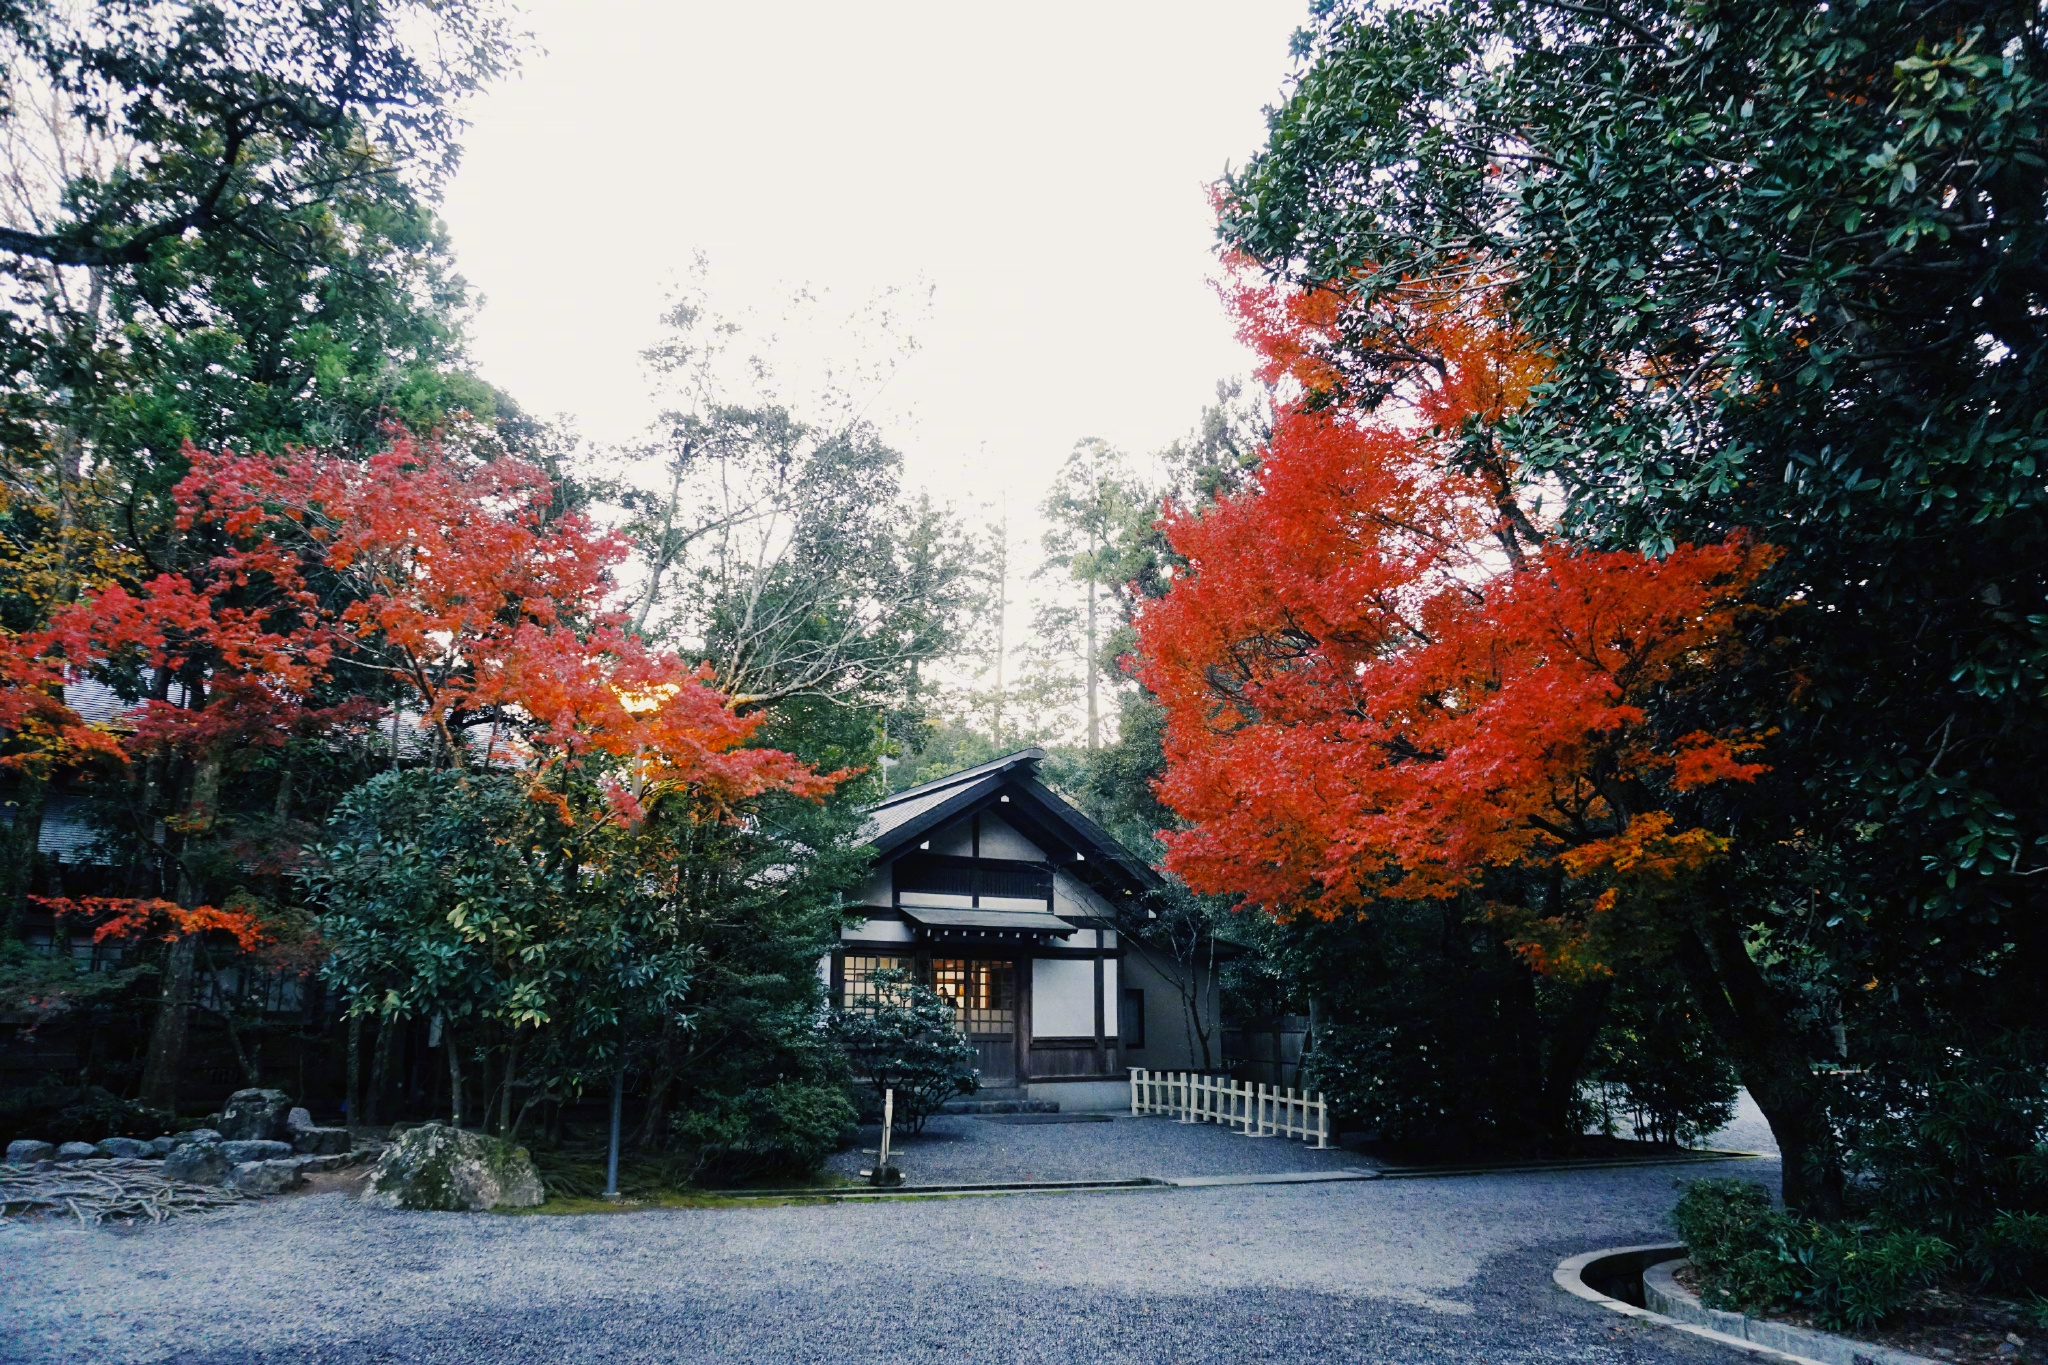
1125;1068;1333;1151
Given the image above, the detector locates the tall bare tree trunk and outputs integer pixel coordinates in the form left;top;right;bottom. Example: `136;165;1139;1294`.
139;935;198;1111
498;1037;517;1136
0;774;45;941
365;1015;394;1126
138;749;223;1112
1673;915;1844;1217
1085;578;1099;751
632;1017;679;1147
444;1019;464;1129
346;1012;363;1133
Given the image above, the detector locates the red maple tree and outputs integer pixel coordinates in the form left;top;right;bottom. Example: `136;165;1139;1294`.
3;434;841;1060
1136;274;1775;971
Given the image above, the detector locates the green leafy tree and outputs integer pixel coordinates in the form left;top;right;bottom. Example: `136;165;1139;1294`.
831;969;978;1134
1025;439;1151;751
1;0;525;940
612;280;988;726
307;771;591;1130
1216;0;2048;1217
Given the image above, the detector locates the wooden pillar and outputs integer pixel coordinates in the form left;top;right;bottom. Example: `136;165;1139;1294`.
1092;929;1106;1075
1014;948;1031;1085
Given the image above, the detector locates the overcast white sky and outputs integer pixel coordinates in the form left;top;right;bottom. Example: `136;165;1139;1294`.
440;0;1305;538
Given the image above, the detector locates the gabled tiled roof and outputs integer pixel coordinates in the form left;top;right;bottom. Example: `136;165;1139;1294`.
858;748;1046;848
858;747;1164;898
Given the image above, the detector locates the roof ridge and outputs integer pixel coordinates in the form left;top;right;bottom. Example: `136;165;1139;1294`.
873;746;1045;807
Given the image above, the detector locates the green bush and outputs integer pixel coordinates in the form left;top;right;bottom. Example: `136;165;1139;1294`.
1832;1032;2048;1293
1295;900;1612;1157
830;969;977;1133
1587;979;1738;1148
1674;1179;1955;1331
671;1082;857;1186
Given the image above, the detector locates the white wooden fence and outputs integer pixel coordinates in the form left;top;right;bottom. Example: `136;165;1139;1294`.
1128;1067;1329;1149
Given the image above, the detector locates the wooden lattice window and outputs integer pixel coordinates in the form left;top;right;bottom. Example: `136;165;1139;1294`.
840;954;916;1009
929;958;1015;1036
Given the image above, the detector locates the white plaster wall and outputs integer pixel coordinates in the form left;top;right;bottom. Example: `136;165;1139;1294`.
926;819;974;857
840;919;914;943
1053;869;1115;921
978;813;1042;860
896;891;973;909
1031;958;1097;1036
1119;949;1218;1071
978;894;1048;912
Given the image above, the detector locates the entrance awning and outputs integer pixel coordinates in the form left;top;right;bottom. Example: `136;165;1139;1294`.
898;905;1076;937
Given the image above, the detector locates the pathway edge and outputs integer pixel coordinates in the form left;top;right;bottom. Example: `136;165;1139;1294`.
1642;1257;1943;1365
1554;1243;1831;1365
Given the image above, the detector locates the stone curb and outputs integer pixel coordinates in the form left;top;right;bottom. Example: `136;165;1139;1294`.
1644;1257;1941;1365
1160;1169;1379;1188
658;1177;1164;1202
686;1152;1761;1203
1380;1149;1761;1180
1555;1244;1938;1365
1557;1243;1829;1364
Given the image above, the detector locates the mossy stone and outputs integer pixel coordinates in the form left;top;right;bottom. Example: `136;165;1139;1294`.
361;1123;545;1211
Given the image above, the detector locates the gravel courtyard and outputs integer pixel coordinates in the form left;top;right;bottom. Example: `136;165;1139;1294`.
824;1111;1376;1184
2;1115;1781;1365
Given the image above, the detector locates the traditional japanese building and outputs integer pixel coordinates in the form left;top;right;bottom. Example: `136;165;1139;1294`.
833;748;1218;1110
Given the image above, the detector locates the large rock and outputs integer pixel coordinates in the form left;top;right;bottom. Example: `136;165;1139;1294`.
7;1139;54;1164
218;1139;294;1163
230;1159;304;1196
163;1143;234;1185
174;1128;223;1147
361;1123;545;1212
148;1135;180;1157
217;1089;295;1141
285;1107;315;1135
54;1141;98;1161
293;1126;352;1156
95;1136;151;1159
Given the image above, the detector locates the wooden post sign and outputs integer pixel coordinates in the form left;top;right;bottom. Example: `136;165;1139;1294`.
868;1087;902;1187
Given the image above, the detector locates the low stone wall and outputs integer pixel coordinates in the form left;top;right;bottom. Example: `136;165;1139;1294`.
1643;1258;1940;1365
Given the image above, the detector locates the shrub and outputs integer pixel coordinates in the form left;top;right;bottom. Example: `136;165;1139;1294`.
831;969;977;1133
1832;1031;2048;1293
1674;1178;1955;1331
1291;900;1621;1158
1587;979;1738;1148
672;1082;857;1186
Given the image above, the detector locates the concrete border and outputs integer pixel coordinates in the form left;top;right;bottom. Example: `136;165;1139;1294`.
1381;1149;1761;1180
1643;1258;1941;1365
1555;1243;1831;1364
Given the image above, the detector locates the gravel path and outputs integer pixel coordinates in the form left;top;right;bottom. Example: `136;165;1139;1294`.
1;1153;1779;1364
828;1088;1781;1186
826;1111;1372;1184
